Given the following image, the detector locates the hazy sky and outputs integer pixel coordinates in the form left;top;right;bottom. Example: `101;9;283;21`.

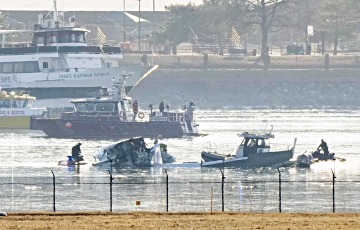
0;0;203;11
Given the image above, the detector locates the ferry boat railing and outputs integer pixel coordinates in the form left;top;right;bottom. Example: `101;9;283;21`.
0;45;120;56
150;111;186;122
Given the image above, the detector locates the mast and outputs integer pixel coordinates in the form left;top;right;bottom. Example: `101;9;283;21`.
53;0;59;22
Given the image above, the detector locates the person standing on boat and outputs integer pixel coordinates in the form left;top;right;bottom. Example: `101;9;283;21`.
149;104;153;114
317;139;329;155
189;100;195;107
166;104;170;112
72;143;83;162
132;100;138;121
159;100;165;113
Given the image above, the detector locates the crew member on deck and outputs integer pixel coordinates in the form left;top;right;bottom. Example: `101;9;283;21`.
159;100;165;113
132;100;138;121
149;104;153;114
166;104;170;112
189;100;195;107
72;143;83;162
317;139;329;155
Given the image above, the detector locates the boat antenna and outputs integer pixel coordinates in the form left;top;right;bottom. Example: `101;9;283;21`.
264;123;268;133
53;0;59;22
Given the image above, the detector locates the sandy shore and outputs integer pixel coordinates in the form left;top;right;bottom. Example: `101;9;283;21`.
1;212;360;229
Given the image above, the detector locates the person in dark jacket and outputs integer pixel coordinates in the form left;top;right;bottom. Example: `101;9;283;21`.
189;100;195;107
159;100;165;113
317;139;329;155
132;100;138;121
72;143;84;162
149;104;153;114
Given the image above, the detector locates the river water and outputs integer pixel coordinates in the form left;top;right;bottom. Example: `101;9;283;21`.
1;109;360;213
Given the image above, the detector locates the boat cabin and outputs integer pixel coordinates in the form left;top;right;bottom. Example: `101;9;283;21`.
0;91;35;109
0;1;122;77
61;97;133;121
235;132;274;158
32;28;88;47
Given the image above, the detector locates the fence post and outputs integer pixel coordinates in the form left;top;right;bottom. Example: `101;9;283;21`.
203;53;208;66
331;166;336;213
277;167;281;213
164;169;169;212
51;170;55;212
108;170;113;212
325;54;330;70
220;168;225;212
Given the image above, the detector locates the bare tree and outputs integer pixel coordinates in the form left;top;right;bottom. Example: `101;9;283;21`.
241;0;295;57
292;0;323;47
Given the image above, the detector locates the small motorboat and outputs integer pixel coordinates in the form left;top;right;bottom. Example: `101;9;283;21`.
296;152;315;168
201;128;297;168
58;156;86;166
92;137;176;168
311;149;335;160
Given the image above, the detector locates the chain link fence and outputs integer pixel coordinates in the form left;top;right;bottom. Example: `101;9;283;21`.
1;169;358;213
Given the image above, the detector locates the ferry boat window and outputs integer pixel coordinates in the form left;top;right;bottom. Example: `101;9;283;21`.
3;63;13;73
52;32;58;43
43;62;49;69
0;63;3;72
76;103;95;113
46;34;51;45
71;33;76;42
14;63;24;73
77;33;85;43
59;32;70;43
37;36;44;45
0;100;10;108
24;62;40;73
95;103;114;112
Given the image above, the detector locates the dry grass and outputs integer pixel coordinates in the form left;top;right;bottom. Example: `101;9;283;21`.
1;212;360;229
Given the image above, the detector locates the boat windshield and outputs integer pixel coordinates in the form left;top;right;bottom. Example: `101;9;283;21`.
76;103;95;113
33;31;86;45
11;100;30;108
95;103;115;112
265;139;270;146
0;100;10;108
258;138;265;146
246;138;257;147
240;138;246;146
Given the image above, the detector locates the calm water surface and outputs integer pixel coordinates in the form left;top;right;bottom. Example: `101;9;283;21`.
1;109;360;212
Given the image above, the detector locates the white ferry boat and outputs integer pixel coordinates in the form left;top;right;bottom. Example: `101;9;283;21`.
0;0;156;99
0;88;46;129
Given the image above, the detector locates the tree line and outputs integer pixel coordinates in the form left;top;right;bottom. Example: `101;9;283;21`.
155;0;360;56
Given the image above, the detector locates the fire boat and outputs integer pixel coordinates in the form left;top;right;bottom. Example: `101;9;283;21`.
35;73;199;139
